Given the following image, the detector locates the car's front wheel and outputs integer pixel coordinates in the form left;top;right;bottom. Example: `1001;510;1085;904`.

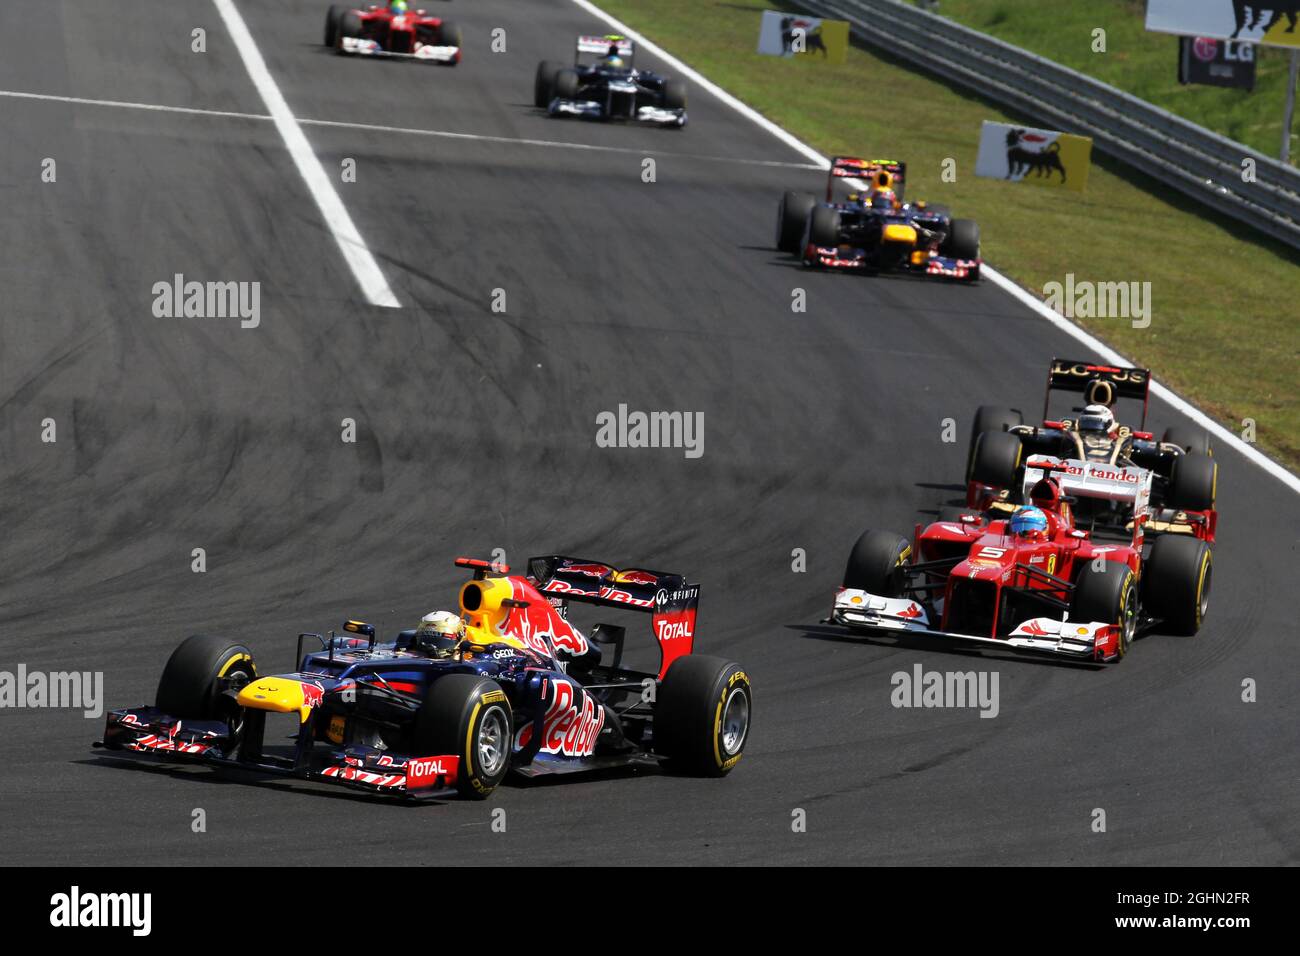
412;675;512;799
155;634;257;721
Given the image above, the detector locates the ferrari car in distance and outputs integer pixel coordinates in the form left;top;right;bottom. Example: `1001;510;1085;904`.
324;2;461;64
965;359;1218;541
95;556;750;800
775;157;981;280
829;462;1213;663
535;35;687;127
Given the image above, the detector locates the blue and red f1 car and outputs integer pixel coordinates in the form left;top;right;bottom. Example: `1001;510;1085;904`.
96;556;751;800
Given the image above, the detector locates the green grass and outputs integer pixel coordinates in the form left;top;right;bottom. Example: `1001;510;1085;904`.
938;0;1299;161
593;0;1300;470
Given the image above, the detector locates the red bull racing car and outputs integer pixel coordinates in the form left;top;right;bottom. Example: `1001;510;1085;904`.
830;459;1213;663
775;157;981;280
324;3;461;65
95;556;750;800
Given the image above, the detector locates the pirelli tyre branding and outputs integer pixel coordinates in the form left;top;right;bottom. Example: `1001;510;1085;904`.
1147;0;1300;50
975;121;1093;193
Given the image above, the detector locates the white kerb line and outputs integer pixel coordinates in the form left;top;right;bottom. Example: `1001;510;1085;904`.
211;0;400;308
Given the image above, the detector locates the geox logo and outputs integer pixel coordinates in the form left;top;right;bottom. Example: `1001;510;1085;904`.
49;886;151;936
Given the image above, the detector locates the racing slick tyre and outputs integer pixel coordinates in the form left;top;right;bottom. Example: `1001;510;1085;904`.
1166;452;1217;511
843;530;910;595
662;77;688;110
413;675;512;799
324;4;345;47
155;634;257;720
1142;536;1212;635
553;69;580;100
776;191;816;254
437;21;462;50
1163;425;1213;458
654;655;750;777
969;429;1023;491
967;405;1022;481
1070;562;1138;659
941;218;980;260
338;11;363;46
805;205;841;254
534;60;565;108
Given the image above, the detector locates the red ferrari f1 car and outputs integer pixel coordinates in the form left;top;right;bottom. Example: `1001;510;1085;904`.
829;460;1212;663
324;3;461;64
96;556;750;800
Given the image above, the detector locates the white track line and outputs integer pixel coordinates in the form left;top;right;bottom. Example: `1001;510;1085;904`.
569;0;1300;494
0;89;819;170
211;0;400;308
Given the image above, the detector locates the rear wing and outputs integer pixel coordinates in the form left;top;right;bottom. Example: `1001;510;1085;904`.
1045;358;1151;427
828;156;906;202
528;555;699;677
576;34;635;64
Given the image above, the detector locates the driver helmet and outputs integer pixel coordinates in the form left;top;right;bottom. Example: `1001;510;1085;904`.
602;44;625;69
415;610;465;657
870;189;898;211
389;0;409;13
1009;505;1049;541
1078;403;1116;436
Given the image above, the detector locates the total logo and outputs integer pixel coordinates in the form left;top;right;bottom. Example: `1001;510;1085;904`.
406;755;457;790
655;616;695;641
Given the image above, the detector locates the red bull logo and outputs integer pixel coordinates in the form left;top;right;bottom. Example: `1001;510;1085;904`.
517;680;604;757
560;562;613;579
300;681;324;709
506;579;591;656
615;569;659;586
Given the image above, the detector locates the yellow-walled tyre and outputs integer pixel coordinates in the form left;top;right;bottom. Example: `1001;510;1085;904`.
655;656;751;777
1143;536;1212;636
414;675;512;799
156;634;257;720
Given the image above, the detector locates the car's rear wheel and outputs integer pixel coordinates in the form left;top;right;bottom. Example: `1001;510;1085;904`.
967;405;1022;481
1166;452;1217;511
1070;561;1138;659
1162;425;1213;458
412;675;512;799
654;655;750;776
775;191;816;253
534;60;565;108
969;429;1023;490
156;634;257;720
941;218;980;259
843;530;910;594
324;4;345;47
1142;535;1212;635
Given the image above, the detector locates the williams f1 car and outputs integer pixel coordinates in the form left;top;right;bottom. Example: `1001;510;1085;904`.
965;359;1218;541
96;556;750;800
534;36;687;127
829;462;1213;663
324;3;461;65
775;157;981;280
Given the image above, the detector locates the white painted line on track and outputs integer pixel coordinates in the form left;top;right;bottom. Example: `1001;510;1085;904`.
211;0;400;308
0;89;820;171
567;0;1300;494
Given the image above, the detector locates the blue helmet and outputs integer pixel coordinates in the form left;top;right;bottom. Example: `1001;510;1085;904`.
389;0;408;13
1009;506;1048;539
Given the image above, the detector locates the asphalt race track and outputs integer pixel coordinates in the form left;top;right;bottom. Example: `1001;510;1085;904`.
1;0;1296;866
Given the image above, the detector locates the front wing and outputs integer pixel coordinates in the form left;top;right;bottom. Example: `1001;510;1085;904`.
547;97;687;127
830;589;1120;662
805;244;980;280
95;707;461;800
337;37;460;64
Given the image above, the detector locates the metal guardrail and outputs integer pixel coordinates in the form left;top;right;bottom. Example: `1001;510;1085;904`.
795;0;1300;250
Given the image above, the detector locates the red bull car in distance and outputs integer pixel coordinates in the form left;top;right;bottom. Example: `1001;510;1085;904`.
775;157;982;280
829;464;1213;663
324;3;461;64
95;556;750;800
